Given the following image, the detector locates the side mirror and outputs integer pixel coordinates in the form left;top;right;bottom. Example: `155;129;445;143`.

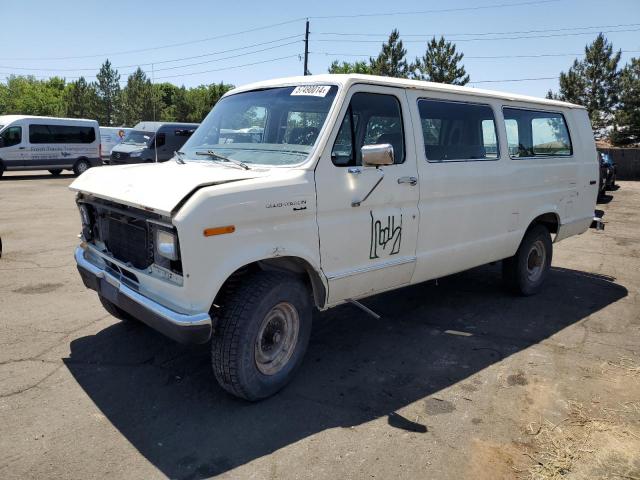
0;137;5;148
361;143;394;167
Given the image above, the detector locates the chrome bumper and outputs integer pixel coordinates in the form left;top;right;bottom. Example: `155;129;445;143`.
74;246;212;344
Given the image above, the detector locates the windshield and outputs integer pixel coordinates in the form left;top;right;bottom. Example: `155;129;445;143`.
181;85;338;166
122;130;154;146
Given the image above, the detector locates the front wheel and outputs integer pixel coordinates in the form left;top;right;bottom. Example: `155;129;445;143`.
211;271;312;401
73;159;91;175
502;224;552;296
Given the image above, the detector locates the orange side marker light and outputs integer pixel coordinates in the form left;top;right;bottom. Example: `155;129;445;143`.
203;225;235;237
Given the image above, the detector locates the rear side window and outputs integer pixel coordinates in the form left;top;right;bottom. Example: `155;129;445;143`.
503;108;572;158
418;99;498;162
331;92;404;167
29;124;96;144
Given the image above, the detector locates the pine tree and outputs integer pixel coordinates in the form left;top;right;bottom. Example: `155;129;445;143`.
95;59;121;125
369;30;409;78
611;58;640;145
64;77;97;118
328;60;373;74
120;68;148;125
411;36;470;85
553;34;621;134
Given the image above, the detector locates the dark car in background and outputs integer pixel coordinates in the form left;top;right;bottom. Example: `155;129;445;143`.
598;153;608;196
600;152;617;190
107;121;199;164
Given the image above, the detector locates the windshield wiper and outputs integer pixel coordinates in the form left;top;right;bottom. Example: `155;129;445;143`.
174;151;186;164
195;150;250;170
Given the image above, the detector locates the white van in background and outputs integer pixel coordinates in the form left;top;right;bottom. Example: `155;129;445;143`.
99;127;132;160
0;116;101;177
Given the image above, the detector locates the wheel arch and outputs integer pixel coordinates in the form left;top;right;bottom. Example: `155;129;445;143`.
528;211;560;235
213;255;327;311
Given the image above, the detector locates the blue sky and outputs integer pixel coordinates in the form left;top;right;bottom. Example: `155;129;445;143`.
1;0;638;98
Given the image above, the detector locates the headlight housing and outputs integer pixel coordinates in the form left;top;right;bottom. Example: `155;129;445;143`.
130;151;143;157
156;229;179;261
78;204;93;240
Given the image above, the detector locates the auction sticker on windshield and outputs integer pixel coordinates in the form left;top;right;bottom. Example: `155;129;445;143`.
291;85;332;97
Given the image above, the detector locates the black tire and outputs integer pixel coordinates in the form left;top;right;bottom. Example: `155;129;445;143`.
502;224;553;296
212;271;312;401
99;294;136;322
48;169;62;176
73;158;91;176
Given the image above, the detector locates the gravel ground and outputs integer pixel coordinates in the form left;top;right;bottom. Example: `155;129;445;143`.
0;171;638;480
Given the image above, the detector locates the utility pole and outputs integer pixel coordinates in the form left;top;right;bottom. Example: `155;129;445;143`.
304;19;310;75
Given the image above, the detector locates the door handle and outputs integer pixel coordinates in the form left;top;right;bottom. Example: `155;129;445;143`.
397;176;417;186
348;167;362;175
19;146;25;150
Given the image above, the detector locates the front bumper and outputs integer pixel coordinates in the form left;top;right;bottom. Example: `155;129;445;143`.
74;246;212;344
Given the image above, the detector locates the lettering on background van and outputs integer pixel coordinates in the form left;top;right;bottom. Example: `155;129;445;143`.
70;74;601;401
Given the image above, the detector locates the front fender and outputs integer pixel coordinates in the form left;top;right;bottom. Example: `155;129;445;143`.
173;169;322;312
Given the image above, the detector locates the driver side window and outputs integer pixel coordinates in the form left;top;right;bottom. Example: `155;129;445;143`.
1;126;22;148
331;92;405;167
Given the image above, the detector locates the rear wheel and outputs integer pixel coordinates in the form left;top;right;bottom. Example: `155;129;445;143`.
99;294;136;322
48;169;62;176
73;159;91;175
211;271;312;401
503;224;552;296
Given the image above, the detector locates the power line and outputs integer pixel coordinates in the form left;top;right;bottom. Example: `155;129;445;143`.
313;49;640;60
470;76;558;84
151;40;302;73
315;22;640;38
0;35;303;72
313;27;640;43
0;18;305;61
154;54;301;80
308;0;560;19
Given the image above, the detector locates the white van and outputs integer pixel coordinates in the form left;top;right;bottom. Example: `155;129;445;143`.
99;126;132;160
0;116;101;176
71;74;599;400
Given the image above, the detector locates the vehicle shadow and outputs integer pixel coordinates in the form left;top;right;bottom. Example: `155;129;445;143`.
64;264;627;479
597;194;613;204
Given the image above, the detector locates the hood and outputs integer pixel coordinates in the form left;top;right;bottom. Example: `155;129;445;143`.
70;161;267;216
111;143;147;153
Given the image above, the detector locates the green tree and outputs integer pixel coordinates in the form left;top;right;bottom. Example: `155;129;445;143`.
0;75;66;116
328;60;373;74
120;68;153;125
411;36;469;85
369;29;409;78
610;58;640;145
95;59;121;125
64;77;97;118
553;34;621;134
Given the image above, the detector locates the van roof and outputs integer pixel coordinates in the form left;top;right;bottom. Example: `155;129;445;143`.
0;115;99;124
133;121;200;132
226;74;584;110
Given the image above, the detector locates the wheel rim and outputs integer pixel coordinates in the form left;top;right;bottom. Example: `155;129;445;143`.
77;161;88;174
255;302;300;376
526;240;546;283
